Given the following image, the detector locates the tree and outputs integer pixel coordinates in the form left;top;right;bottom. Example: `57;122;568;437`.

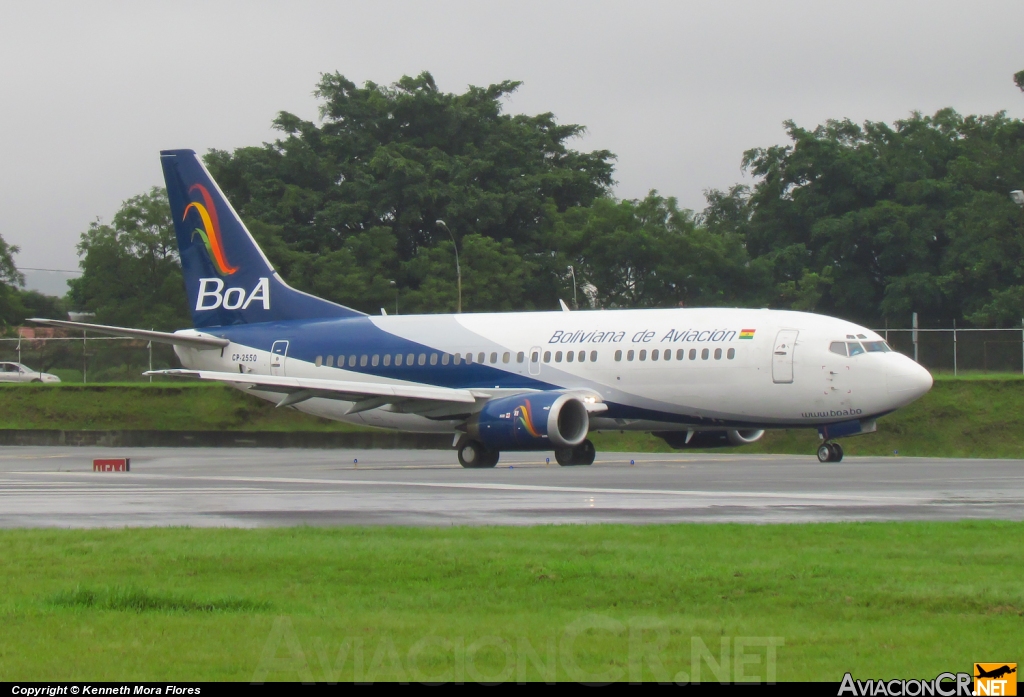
0;234;25;330
703;109;1024;325
553;193;768;309
204;72;615;313
1015;69;1024;93
68;188;190;330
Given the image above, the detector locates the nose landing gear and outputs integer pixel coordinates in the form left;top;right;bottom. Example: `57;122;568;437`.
817;442;844;463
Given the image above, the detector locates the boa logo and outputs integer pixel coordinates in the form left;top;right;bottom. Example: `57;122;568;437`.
184;184;239;276
196;277;270;311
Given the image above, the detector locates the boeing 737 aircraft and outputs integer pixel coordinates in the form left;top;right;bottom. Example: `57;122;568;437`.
32;150;933;467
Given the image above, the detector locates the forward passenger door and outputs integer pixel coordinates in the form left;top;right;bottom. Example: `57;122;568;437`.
772;330;799;384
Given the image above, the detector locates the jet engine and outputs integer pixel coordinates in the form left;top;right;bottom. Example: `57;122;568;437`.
655;429;765;449
466;392;590;451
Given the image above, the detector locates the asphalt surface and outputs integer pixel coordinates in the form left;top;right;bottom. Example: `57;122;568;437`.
1;447;1022;527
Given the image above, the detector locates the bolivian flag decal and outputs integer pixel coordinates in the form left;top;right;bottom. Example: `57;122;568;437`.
739;329;756;340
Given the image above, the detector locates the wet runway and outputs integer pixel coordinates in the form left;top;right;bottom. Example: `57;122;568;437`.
1;447;1022;527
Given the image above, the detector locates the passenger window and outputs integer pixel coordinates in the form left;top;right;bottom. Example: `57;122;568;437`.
315;356;323;367
555;351;563;362
863;341;890;353
327;355;334;367
627;350;635;361
395;354;402;366
517;352;525;363
689;349;697;360
430;353;438;365
566;351;574;363
407;353;415;365
614;350;622;361
502;352;510;363
727;348;735;359
701;348;709;360
349;355;357;367
676;349;684;360
465;353;473;364
384;354;391;366
372;355;380;366
651;349;659;361
360;355;368;367
478;352;485;364
441;353;449;365
829;342;848;356
576;351;585;362
530;351;538;363
418;353;427;366
454;353;461;365
543;351;551;362
714;348;722;360
590;350;597;362
848;342;865;356
490;352;497;364
639;349;647;361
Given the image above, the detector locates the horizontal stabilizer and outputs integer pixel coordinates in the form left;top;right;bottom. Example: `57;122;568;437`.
28;319;229;349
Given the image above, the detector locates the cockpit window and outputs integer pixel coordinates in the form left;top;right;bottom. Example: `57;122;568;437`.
856;334;867;339
862;341;890;353
847;342;866;356
829;341;848;356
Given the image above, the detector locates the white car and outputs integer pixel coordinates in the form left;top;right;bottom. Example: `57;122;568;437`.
0;362;61;383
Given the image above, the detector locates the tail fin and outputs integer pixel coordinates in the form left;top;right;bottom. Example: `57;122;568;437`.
160;149;364;328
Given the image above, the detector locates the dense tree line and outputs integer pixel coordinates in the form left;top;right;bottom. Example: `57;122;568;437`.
2;70;1022;332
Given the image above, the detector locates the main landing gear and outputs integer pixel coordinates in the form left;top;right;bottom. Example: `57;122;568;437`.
455;438;597;468
457;439;500;468
555;439;596;467
817;442;844;463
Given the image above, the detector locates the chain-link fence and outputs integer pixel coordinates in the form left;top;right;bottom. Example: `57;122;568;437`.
0;337;181;382
878;326;1024;375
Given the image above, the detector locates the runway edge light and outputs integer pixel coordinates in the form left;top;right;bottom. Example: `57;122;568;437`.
93;458;130;472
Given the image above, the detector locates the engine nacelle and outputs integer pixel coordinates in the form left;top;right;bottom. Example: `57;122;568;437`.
466;392;590;451
655;429;765;449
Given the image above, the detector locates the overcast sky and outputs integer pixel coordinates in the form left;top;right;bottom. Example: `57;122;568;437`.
2;0;1022;295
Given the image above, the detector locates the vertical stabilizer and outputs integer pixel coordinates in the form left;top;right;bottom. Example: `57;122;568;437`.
160;149;364;328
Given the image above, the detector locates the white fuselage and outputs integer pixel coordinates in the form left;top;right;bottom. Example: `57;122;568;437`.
175;307;933;434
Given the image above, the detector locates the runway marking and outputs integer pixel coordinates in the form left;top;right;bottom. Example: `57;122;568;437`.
8;470;931;503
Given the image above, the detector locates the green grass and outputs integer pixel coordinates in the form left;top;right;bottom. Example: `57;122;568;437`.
0;383;365;432
595;377;1024;458
0;523;1019;681
2;377;1023;458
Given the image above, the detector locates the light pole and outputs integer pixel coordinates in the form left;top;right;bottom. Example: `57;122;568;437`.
435;220;461;313
567;265;578;309
389;280;398;315
1011;190;1024;207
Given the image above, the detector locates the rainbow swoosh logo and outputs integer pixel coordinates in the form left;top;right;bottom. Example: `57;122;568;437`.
183;184;238;276
517;400;542;438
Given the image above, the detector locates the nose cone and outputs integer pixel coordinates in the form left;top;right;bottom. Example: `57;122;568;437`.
886;355;933;406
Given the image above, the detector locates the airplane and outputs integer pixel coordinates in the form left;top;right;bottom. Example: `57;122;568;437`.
31;149;934;467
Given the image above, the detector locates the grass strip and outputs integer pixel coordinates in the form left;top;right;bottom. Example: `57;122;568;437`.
0;522;1020;681
2;377;1022;457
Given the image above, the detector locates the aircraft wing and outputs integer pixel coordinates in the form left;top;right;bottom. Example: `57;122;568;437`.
144;369;487;413
28;318;228;350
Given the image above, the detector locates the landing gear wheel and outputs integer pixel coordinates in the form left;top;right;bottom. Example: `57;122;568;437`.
829;443;844;462
554;447;574;466
458;440;499;468
817;444;833;463
575;439;596;465
555;440;596;466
